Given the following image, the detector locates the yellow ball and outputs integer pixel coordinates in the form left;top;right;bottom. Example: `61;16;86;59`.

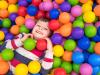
53;45;64;57
87;0;93;5
28;61;41;74
15;63;28;75
83;11;95;23
0;31;5;41
82;3;92;13
0;1;8;9
8;4;18;13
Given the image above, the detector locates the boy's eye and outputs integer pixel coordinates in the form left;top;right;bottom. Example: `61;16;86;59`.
37;25;40;27
43;28;48;30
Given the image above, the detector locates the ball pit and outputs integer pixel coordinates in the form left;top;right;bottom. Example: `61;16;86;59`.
0;0;100;75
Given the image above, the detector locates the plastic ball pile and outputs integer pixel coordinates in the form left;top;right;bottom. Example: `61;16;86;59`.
0;0;100;75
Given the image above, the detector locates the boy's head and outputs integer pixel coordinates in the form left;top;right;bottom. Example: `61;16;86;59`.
32;18;50;39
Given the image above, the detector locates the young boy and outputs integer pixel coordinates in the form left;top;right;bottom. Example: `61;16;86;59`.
0;18;53;75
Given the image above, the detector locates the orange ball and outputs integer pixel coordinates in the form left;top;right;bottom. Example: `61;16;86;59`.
79;0;88;3
94;42;100;55
62;51;72;62
25;14;35;20
8;0;18;4
97;0;100;4
0;61;9;75
55;0;64;4
15;16;25;26
94;5;100;16
0;9;9;18
59;12;70;24
10;25;20;35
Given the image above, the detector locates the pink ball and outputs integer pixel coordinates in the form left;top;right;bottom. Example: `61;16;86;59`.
25;18;35;29
39;2;44;10
71;71;79;75
53;1;59;9
80;63;93;75
95;21;100;28
71;5;82;17
70;14;75;22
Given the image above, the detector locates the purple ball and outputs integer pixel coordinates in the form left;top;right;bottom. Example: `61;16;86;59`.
95;21;100;28
18;0;28;7
71;27;84;40
51;33;63;44
9;13;18;21
1;28;8;35
5;33;14;40
60;2;71;12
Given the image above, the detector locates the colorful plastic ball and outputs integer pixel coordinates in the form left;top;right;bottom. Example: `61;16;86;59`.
51;33;63;45
88;41;95;53
53;57;62;68
36;39;47;51
60;2;71;12
94;5;100;16
79;0;88;3
71;5;82;17
24;38;36;51
88;54;100;66
1;48;14;61
0;61;9;75
83;11;96;23
92;34;100;42
68;0;79;6
49;8;60;19
95;21;100;28
25;14;35;20
28;61;41;74
55;0;64;4
64;39;76;51
15;63;28;75
61;62;72;73
71;27;84;40
5;33;14;40
80;63;93;75
85;26;97;38
27;5;38;16
18;0;28;7
15;16;25;26
19;25;30;33
54;68;66;75
8;0;17;4
94;42;100;55
9;13;18;21
73;63;80;73
72;51;84;64
25;18;35;29
8;4;18;13
1;28;8;35
73;20;84;28
78;36;90;50
0;9;9;18
0;1;8;9
53;1;59;9
0;31;5;41
62;51;72;62
10;25;19;35
35;10;45;19
18;6;27;16
59;12;70;24
2;18;11;28
53;45;64;57
32;0;41;7
49;20;60;31
92;66;100;75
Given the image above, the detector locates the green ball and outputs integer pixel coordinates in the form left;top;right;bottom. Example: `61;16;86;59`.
73;20;84;28
53;57;62;68
64;39;76;51
97;72;100;75
85;26;97;38
76;15;83;21
1;48;14;61
73;63;80;73
88;41;95;53
20;25;30;33
24;38;36;50
0;41;4;45
2;18;11;28
61;62;72;73
68;0;79;6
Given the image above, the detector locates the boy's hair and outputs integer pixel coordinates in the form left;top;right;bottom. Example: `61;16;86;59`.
37;18;49;22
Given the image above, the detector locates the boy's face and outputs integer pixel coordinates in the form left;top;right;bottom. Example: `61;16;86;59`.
32;20;50;39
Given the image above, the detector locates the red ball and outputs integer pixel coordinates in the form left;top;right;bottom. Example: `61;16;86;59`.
18;6;27;16
49;20;60;31
54;68;66;75
36;39;47;51
35;10;45;19
32;0;41;7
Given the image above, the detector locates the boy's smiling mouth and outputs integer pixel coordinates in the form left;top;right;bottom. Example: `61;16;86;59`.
35;30;43;35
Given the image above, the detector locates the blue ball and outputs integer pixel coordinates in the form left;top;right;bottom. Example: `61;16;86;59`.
27;0;32;3
27;5;38;16
1;28;8;35
5;33;14;40
18;0;28;7
78;36;90;50
83;51;90;63
97;27;100;36
92;34;100;42
92;66;100;75
88;54;100;67
72;51;84;64
49;8;60;19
